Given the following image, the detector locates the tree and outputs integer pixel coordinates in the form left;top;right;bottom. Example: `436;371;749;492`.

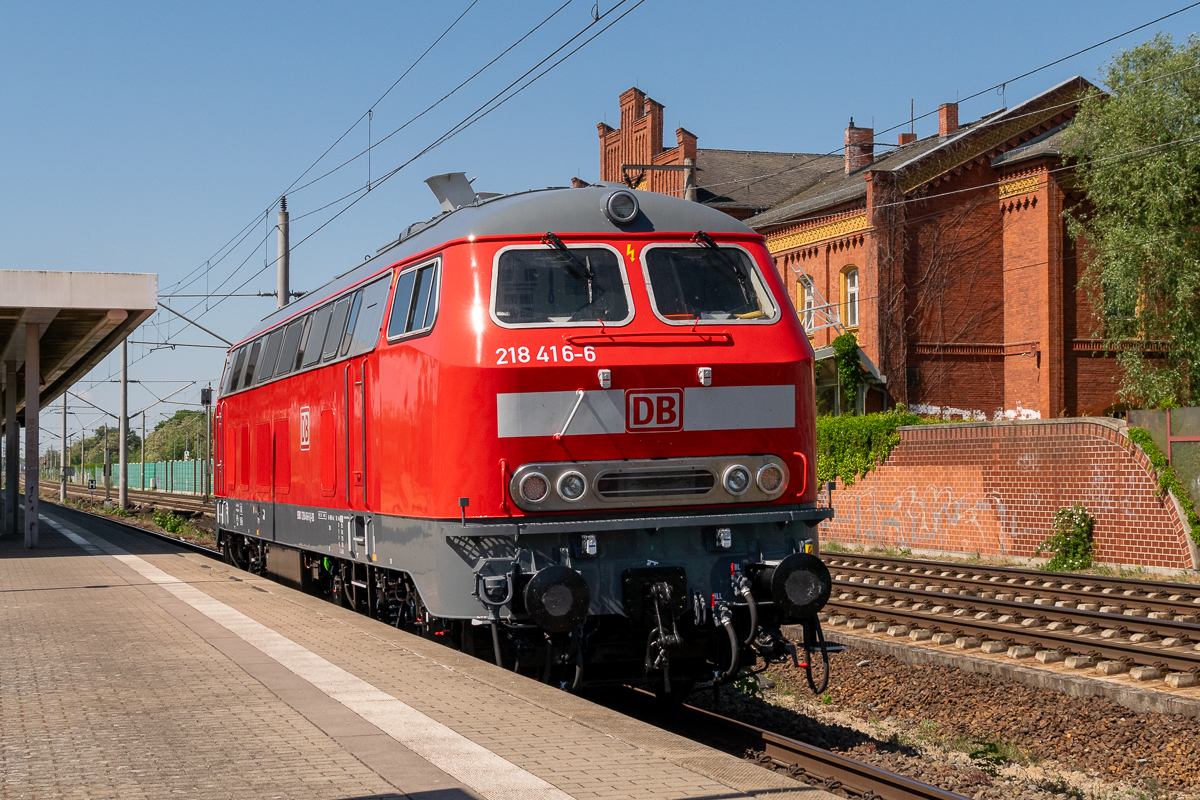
1062;33;1200;407
145;410;207;462
67;426;141;467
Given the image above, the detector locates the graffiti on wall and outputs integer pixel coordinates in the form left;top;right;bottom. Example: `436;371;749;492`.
822;483;1035;556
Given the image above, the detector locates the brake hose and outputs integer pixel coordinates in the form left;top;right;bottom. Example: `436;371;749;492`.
732;573;758;646
714;603;740;679
802;618;830;695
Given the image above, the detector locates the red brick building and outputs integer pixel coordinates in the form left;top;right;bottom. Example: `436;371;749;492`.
592;81;1126;420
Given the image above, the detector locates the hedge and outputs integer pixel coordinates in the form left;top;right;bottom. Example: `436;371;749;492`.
815;407;925;486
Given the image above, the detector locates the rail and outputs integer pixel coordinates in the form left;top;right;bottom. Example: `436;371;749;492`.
617;688;968;800
817;554;1200;678
37;480;211;516
824;553;1200;608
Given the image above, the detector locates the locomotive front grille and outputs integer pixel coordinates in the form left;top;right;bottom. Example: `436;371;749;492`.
594;467;715;500
508;455;790;512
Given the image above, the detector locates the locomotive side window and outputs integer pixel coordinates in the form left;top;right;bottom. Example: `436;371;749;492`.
387;260;440;340
240;339;264;389
275;317;306;378
492;246;630;327
322;295;353;361
302;306;333;368
345;276;391;355
338;290;363;356
642;244;779;325
224;346;247;394
257;329;284;384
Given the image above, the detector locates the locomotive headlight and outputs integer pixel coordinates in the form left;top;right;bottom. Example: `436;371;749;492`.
520;472;549;504
557;471;587;502
603;190;639;225
757;463;786;494
723;465;751;495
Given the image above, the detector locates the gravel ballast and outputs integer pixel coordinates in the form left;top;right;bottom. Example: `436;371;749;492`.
689;652;1199;799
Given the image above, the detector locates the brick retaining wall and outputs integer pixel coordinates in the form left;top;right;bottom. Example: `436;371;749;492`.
819;418;1198;571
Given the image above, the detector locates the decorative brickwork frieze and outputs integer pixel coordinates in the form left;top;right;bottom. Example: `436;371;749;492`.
998;174;1042;199
766;213;871;254
898;105;1074;193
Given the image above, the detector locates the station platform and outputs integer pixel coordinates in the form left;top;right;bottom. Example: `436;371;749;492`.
0;503;835;800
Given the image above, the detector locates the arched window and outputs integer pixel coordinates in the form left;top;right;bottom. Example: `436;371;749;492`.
842;268;859;328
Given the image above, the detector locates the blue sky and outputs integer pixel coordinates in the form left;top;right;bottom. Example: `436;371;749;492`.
4;0;1198;451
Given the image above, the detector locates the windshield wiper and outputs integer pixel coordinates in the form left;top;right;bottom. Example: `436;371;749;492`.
542;231;595;304
692;230;751;306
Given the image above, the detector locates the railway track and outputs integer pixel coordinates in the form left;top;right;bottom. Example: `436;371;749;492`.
37;480;210;516
818;553;1200;687
606;688;969;800
825;553;1200;620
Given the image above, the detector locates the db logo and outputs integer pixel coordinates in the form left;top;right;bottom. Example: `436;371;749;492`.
299;407;311;450
625;390;683;432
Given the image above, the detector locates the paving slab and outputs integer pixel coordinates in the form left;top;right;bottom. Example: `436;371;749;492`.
1;503;835;800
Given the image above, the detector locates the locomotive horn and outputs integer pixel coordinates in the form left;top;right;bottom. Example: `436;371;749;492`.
758;552;832;619
524;565;591;633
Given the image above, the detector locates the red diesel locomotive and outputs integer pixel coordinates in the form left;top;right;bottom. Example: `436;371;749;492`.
215;174;834;693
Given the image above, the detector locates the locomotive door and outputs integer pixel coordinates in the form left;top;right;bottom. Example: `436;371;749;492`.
346;358;372;558
215;402;227;494
213;402;225;527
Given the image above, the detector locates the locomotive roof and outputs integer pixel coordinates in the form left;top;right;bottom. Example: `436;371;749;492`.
239;183;756;344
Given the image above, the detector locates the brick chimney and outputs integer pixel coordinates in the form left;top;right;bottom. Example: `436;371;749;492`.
844;118;874;173
938;103;959;137
898;132;917;146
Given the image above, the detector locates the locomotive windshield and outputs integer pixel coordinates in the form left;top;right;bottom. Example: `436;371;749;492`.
493;246;629;326
644;245;778;324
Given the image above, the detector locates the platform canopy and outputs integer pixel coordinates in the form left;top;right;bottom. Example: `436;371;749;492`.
0;270;157;428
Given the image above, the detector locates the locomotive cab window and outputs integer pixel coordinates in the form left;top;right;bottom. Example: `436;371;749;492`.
387;259;440;340
492;245;630;327
642;244;778;325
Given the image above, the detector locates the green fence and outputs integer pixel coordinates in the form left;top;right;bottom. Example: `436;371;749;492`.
74;460;211;494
